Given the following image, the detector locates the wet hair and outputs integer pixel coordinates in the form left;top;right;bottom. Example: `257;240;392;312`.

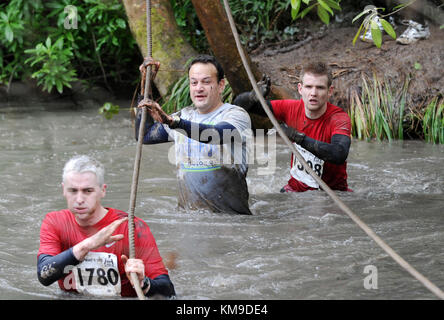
62;155;105;186
188;54;225;82
300;61;332;87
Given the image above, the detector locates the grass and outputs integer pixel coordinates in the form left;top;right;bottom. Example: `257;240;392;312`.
422;97;444;144
349;72;443;143
349;73;410;142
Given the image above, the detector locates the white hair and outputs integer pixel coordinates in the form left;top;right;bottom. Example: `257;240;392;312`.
62;155;105;186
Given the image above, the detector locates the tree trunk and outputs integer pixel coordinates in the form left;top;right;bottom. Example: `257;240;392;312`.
191;0;294;129
190;0;262;96
122;0;197;96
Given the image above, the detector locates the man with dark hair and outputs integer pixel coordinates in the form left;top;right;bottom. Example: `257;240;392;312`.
135;55;252;215
233;61;352;193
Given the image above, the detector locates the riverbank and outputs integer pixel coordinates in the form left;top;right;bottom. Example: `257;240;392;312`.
249;21;443;142
252;22;443;108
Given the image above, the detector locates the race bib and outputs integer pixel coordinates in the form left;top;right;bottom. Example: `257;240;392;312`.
176;136;222;171
73;252;121;296
290;143;324;188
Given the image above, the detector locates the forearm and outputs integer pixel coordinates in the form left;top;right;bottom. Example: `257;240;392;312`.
300;134;351;165
37;248;80;286
174;119;239;145
145;274;176;298
135;109;170;144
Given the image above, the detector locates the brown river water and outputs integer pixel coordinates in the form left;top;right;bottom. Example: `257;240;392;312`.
0;101;443;300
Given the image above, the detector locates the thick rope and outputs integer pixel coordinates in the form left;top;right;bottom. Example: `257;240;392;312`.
127;0;154;301
221;0;444;300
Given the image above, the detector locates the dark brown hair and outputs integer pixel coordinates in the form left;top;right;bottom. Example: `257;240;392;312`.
188;54;225;82
300;61;332;87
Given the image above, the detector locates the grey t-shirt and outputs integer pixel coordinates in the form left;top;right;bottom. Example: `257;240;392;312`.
166;103;252;214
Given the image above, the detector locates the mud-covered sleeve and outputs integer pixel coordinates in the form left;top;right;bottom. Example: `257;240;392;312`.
300;134;351;165
134;219;176;298
172;106;251;145
144;274;176;298
232;91;271;118
301;112;351;164
173;118;237;145
135;108;173;144
37;248;80;286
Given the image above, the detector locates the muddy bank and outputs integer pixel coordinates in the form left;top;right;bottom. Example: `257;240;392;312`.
0;79;133;113
251;24;444;113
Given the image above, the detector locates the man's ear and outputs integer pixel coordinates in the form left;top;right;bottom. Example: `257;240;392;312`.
297;82;303;95
101;184;107;197
328;85;334;98
218;78;226;94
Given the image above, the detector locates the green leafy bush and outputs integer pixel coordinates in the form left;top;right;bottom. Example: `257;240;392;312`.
0;0;141;94
24;37;77;93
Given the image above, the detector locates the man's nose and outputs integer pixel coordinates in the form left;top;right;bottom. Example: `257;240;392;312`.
75;192;85;204
195;82;204;91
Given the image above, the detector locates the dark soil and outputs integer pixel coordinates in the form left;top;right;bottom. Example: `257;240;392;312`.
250;22;444;113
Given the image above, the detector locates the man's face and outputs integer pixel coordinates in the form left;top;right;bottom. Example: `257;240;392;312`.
62;171;106;224
298;73;333;119
189;62;225;114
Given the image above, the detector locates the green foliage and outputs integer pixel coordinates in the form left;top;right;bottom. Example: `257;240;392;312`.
290;0;341;25
162;72;192;114
170;0;209;52
348;74;410;142
228;0;292;47
422;98;444;144
352;5;397;48
24;37;77;93
170;0;342;51
99;102;120;119
414;62;422;70
171;0;306;50
0;0;140;93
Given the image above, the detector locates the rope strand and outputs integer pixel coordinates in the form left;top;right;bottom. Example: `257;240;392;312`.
221;0;444;300
126;0;155;301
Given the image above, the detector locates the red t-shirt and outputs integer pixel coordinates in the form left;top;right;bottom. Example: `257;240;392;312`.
38;207;168;297
271;99;351;191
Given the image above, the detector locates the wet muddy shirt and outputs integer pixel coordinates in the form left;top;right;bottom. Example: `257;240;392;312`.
167;103;252;214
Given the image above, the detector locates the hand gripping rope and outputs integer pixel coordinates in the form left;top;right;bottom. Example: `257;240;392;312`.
128;0;154;300
221;0;444;300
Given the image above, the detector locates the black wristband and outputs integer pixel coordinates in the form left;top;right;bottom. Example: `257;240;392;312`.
141;276;151;291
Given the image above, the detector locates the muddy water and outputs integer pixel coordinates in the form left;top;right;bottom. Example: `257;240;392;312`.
0;102;443;300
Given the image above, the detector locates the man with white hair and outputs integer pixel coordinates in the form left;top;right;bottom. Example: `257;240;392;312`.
37;155;175;298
